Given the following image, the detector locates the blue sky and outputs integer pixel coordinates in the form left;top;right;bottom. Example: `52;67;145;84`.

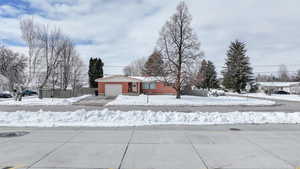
1;0;300;75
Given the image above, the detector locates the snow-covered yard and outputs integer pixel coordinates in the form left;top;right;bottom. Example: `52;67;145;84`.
0;109;299;127
0;98;13;102
107;95;275;106
231;93;300;102
0;95;90;106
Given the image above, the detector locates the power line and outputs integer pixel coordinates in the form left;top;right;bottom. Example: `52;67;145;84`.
253;71;298;74
251;64;300;67
103;64;300;68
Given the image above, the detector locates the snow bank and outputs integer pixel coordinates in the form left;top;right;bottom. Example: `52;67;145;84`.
0;109;299;127
231;93;300;102
107;95;275;106
0;95;90;106
257;82;300;87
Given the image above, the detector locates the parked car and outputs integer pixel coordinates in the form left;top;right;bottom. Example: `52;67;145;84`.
22;90;38;96
273;91;290;95
0;93;12;98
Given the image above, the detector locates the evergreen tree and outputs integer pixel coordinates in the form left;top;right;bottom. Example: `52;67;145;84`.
222;40;253;93
195;60;208;89
142;50;164;76
196;60;219;90
295;70;300;81
88;58;104;88
206;61;219;89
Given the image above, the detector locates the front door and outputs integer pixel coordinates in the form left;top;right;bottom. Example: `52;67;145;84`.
128;82;133;92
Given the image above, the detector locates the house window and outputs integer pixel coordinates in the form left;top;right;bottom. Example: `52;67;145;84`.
150;83;156;89
143;82;156;89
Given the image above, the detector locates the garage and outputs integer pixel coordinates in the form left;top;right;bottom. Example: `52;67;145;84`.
96;75;143;96
105;84;122;96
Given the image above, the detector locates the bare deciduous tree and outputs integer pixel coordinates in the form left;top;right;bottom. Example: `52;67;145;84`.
157;1;202;98
20;18;40;86
278;64;290;82
37;26;65;89
123;57;147;76
123;65;133;76
60;38;75;90
295;70;300;82
20;18;84;90
0;46;26;90
71;55;85;89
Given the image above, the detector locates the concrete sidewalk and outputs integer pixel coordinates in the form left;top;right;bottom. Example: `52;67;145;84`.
1;125;300;169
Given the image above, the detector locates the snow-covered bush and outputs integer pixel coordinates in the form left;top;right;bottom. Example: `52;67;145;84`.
208;89;226;97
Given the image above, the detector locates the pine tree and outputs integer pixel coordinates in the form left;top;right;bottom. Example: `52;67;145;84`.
206;61;219;89
142;50;164;76
195;60;208;89
88;58;104;88
196;60;219;90
295;70;300;81
222;40;253;93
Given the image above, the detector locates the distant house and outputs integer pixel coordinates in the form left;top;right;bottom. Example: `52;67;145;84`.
257;82;300;94
95;75;176;97
0;74;9;92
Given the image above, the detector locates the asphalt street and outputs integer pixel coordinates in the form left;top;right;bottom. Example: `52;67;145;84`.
0;99;300;112
0;124;300;169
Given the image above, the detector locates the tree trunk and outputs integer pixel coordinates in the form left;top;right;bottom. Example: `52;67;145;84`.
176;89;181;99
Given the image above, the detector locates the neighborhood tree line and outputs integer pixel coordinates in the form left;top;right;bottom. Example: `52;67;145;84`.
0;18;85;93
123;2;254;98
123;1;300;98
1;1;299;98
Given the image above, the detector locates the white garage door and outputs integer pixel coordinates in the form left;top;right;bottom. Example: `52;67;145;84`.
105;84;122;97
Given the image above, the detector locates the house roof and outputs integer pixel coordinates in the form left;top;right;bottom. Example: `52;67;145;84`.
95;75;164;83
130;76;164;82
257;82;300;87
95;75;142;82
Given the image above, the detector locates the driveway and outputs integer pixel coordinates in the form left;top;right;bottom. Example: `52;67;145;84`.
0;124;300;169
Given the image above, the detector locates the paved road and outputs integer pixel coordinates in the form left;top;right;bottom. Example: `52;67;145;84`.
0;99;300;112
0;124;300;169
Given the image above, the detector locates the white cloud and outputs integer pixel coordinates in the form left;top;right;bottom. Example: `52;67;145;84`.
7;45;28;55
0;5;23;16
1;0;300;75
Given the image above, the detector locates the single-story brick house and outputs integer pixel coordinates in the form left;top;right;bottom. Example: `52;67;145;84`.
95;75;176;96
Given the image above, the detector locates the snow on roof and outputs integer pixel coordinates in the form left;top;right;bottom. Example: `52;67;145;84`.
95;75;142;82
257;82;300;87
130;76;164;82
95;75;165;83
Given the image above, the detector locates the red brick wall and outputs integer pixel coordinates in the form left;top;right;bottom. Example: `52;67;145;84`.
142;82;176;95
98;82;129;94
98;81;176;95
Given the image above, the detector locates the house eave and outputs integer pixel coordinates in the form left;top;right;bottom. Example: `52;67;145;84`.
95;75;142;83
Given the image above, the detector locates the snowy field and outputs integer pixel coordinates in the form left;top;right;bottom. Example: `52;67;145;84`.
0;95;90;106
0;109;299;127
231;93;300;102
107;95;275;106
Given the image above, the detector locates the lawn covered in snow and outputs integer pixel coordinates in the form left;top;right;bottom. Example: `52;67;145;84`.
0;95;90;106
107;95;275;106
231;93;300;102
0;109;299;127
